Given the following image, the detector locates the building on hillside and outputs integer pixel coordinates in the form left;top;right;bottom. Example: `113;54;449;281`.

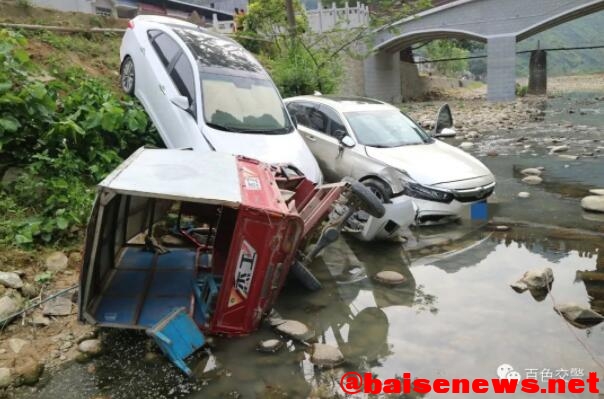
30;0;237;23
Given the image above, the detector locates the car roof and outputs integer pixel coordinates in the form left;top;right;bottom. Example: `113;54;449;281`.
134;15;264;75
133;14;199;29
285;95;396;113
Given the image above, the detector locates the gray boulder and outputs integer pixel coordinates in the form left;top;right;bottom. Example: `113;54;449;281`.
554;303;604;329
511;268;554;293
520;168;542;176
0;272;23;289
0;296;20;320
274;320;314;341
45;251;68;272
581;196;604;213
0;367;11;388
310;343;344;367
78;339;103;356
522;176;542;185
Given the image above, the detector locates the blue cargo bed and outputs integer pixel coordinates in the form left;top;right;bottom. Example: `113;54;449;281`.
92;246;198;328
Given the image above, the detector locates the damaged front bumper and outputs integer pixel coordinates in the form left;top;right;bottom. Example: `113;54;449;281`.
347;194;415;241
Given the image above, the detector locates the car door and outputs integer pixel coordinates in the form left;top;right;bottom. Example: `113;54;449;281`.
145;30;197;149
291;102;353;182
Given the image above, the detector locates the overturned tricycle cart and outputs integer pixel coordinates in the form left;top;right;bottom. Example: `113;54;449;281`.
78;148;383;375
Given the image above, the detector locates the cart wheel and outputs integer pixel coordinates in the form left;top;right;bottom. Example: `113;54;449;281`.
345;178;386;219
290;260;322;291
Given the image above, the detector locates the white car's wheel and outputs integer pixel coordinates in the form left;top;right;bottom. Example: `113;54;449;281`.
120;56;135;95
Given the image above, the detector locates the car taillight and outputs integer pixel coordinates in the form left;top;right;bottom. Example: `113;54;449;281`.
127;20;134;29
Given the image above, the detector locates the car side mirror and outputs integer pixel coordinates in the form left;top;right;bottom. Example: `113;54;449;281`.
434;103;456;137
170;95;190;111
340;135;355;148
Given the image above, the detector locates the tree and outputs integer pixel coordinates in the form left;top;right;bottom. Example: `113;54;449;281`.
423;40;469;76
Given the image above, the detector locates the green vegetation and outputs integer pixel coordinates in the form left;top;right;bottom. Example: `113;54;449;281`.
0;29;160;247
422;40;469;77
517;11;604;77
236;0;342;97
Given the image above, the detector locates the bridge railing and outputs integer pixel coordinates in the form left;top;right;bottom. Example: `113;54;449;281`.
306;1;369;33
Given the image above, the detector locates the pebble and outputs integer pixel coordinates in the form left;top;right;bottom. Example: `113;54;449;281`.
486;150;498;156
549;145;569;154
0;272;24;289
60;341;74;351
589;189;604;196
43;296;72;316
554;303;604;328
581;195;604;213
21;283;38;299
78;339;102;356
558;154;578;160
522;176;542;185
8;338;28;354
13;357;43;386
511;268;554;293
373;271;406;286
460;142;474;149
517;192;531;199
0;296;20;319
256;339;283;353
68;252;82;267
310;343;344;367
0;367;11;388
45;251;69;272
31;313;50;327
274;320;314;341
520;168;541;176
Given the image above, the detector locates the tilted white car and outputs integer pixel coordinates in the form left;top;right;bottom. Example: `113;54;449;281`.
284;96;496;224
119;15;322;183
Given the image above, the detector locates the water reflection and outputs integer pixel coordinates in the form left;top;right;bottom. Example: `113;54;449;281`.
16;226;604;399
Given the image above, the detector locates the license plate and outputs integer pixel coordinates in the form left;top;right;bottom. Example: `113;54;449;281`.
470;200;488;221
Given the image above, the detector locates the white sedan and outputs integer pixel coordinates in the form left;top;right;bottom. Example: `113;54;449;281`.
284;95;496;224
119;15;322;183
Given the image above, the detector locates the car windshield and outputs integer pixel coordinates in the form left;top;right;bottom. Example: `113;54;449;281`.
201;73;292;134
345;109;431;147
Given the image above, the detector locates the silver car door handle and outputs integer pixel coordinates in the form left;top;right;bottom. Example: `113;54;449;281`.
159;84;166;95
305;135;316;142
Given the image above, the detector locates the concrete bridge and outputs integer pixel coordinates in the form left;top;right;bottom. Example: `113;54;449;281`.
364;0;604;102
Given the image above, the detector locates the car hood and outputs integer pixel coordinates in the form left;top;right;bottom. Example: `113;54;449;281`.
204;128;323;183
365;140;494;187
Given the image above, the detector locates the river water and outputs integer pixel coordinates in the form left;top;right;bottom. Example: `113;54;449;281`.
15;92;604;399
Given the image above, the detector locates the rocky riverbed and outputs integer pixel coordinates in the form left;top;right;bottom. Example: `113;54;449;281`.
1;74;604;397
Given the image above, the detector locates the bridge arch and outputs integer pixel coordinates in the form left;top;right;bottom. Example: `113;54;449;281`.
375;29;487;53
364;0;604;102
517;0;604;40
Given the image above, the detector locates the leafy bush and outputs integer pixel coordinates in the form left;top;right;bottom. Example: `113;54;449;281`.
261;42;341;97
423;40;469;77
516;83;528;97
0;29;160;246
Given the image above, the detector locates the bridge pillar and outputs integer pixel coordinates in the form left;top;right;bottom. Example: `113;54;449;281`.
363;51;402;103
487;35;516;101
528;50;547;95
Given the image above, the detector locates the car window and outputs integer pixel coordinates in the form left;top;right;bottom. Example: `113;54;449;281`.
345;109;430;147
319;105;346;139
172;27;264;73
148;30;180;67
286;102;313;128
307;107;327;134
170;53;195;110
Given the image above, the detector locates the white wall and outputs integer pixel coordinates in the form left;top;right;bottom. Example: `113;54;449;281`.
31;0;94;14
